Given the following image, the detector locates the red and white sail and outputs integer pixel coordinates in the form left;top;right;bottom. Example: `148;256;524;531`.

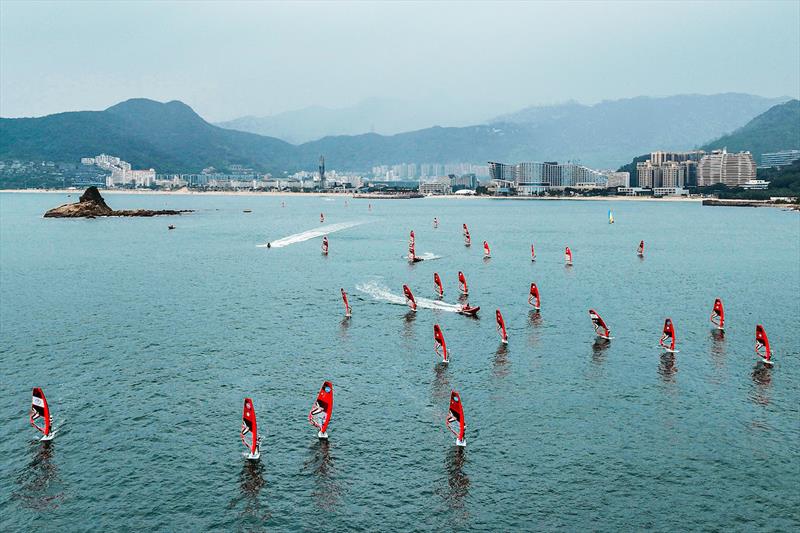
434;324;448;363
341;288;352;317
446;390;466;445
458;271;468;295
637;240;644;257
660;318;676;352
565;246;573;265
589;309;611;339
711;298;724;329
433;272;444;298
241;397;260;458
403;284;417;311
408;230;417;261
30;387;52;438
463;224;471;247
483;240;491;258
755;324;772;364
309;381;334;437
531;243;536;261
496;309;508;344
321;236;329;255
528;283;540;309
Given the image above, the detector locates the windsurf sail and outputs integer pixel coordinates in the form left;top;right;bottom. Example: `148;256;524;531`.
433;272;444;297
309;381;334;435
241;397;260;457
446;390;466;444
565;246;573;265
433;217;439;228
462;223;468;236
528;283;541;309
531;243;536;261
589;309;611;338
496;309;508;343
321;236;329;255
463;224;471;247
483;240;491;258
660;318;676;351
408;230;416;261
711;298;724;329
755;324;772;364
608;210;614;224
458;271;468;295
637;240;644;257
403;284;417;311
341;288;352;317
30;387;51;437
434;324;448;363
320;213;324;223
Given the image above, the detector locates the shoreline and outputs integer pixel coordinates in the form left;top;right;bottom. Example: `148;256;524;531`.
0;188;705;203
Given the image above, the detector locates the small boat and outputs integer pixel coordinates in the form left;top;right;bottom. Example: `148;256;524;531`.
637;240;645;257
168;225;176;230
243;209;252;213
457;304;480;317
608;209;614;224
565;246;573;266
408;231;424;262
483;241;491;259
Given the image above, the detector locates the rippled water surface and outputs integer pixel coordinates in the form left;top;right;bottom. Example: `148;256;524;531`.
1;192;799;531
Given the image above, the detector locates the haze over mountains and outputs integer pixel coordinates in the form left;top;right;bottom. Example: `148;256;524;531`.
1;93;796;175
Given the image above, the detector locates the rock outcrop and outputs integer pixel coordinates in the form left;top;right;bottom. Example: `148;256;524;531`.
44;187;191;218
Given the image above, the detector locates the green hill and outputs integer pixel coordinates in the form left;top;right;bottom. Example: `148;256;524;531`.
701;99;800;162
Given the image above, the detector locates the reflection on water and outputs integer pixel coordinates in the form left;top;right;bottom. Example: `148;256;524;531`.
710;329;726;366
750;364;773;406
442;446;470;522
228;459;270;526
592;338;610;364
432;362;450;402
528;310;542;326
12;442;65;511
493;344;509;378
304;440;341;512
401;311;417;340
339;317;351;339
658;352;678;382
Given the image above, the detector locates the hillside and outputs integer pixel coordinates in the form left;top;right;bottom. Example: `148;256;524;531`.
0;99;298;173
700;99;800;161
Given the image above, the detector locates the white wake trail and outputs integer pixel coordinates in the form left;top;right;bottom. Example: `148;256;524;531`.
258;221;364;248
356;280;462;312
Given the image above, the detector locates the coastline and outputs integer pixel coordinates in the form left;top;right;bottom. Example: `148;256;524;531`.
0;188;704;203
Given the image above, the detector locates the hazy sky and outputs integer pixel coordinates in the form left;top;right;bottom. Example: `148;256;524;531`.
1;0;798;123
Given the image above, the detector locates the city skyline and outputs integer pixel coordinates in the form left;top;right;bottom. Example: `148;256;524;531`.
1;1;798;125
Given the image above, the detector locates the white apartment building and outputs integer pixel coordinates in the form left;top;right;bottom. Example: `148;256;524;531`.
697;150;756;187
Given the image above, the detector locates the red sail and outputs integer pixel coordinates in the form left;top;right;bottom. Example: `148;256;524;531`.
464;230;471;246
447;390;466;442
458;271;468;294
565;246;573;264
341;288;351;316
531;243;536;261
321;236;328;254
408;230;416;261
403;284;417;311
755;324;772;363
30;387;51;437
589;309;610;338
483;240;491;257
309;381;334;433
637;240;644;256
660;318;676;351
434;324;448;362
433;272;443;297
241;397;259;455
711;298;724;329
529;283;540;309
496;309;508;342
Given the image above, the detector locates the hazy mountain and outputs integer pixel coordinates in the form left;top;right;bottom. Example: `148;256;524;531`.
700;99;800;161
0;99;298;173
216;98;484;144
1;94;793;177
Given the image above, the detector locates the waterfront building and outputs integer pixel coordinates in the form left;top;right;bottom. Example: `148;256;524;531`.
419;181;451;195
697;149;757;187
759;149;800;168
605;171;630;188
488;160;609;195
636;153;698;188
741;180;770;190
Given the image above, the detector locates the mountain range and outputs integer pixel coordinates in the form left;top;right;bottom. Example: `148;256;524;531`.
0;93;795;175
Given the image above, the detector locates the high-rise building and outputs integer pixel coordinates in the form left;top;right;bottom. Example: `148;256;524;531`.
759;149;800;168
489;160;609;194
697;150;756;187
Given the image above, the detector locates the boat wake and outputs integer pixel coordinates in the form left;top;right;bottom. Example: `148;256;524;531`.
356;280;461;312
258;221;364;248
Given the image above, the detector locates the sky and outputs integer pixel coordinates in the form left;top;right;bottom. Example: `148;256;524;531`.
1;0;799;124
